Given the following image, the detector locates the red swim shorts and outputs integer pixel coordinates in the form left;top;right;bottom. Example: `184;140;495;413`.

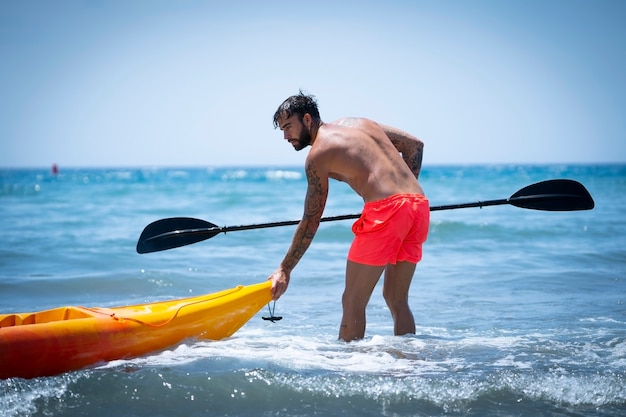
347;194;429;266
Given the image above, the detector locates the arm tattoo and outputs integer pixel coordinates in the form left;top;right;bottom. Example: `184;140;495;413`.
303;163;326;218
411;144;423;179
281;162;327;272
384;127;423;179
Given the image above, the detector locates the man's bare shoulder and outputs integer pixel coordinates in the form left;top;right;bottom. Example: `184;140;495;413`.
321;118;385;140
307;120;359;163
329;117;376;129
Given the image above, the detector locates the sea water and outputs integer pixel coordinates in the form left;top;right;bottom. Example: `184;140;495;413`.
1;164;624;416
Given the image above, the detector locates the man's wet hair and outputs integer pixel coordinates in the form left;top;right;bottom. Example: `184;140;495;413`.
273;90;320;128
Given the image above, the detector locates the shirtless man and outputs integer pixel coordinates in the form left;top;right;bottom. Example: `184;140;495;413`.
268;92;429;342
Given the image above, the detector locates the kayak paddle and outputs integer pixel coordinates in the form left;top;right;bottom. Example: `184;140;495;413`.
136;178;594;254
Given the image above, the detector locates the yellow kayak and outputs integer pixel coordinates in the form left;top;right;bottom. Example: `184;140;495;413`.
0;281;272;379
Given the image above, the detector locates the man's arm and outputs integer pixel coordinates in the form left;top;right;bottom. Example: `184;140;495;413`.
280;161;327;271
378;123;424;179
269;159;328;299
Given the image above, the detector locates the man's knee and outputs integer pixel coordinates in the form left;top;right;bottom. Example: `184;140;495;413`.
382;288;410;310
342;290;369;312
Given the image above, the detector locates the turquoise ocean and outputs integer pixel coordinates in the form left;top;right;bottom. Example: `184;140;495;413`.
1;164;625;417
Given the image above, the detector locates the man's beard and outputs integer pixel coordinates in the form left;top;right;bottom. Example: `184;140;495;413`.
292;128;312;151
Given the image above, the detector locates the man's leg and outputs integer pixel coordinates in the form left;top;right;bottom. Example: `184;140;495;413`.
339;260;385;342
382;261;416;336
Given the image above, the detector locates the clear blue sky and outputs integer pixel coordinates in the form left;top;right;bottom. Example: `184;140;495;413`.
1;0;625;168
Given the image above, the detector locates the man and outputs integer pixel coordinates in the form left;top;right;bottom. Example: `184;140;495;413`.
268;92;429;342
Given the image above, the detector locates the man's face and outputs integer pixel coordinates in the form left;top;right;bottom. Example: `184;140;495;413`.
278;113;311;151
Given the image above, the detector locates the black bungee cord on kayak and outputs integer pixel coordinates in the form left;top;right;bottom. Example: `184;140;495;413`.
263;301;282;322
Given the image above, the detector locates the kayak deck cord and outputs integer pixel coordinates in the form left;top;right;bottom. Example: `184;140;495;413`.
75;287;247;327
82;297;226;328
80;286;274;327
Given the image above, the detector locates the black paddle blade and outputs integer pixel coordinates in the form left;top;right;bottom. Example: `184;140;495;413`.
136;217;221;254
508;179;595;211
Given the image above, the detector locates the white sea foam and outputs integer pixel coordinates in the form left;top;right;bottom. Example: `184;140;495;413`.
264;170;302;181
0;372;86;417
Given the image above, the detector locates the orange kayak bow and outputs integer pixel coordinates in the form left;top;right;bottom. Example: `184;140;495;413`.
0;281;272;379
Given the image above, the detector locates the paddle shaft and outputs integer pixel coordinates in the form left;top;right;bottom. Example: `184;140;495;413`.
220;214;358;233
137;179;595;253
151;195;564;238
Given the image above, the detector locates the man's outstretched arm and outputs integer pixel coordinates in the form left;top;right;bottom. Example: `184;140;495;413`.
268;160;328;299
